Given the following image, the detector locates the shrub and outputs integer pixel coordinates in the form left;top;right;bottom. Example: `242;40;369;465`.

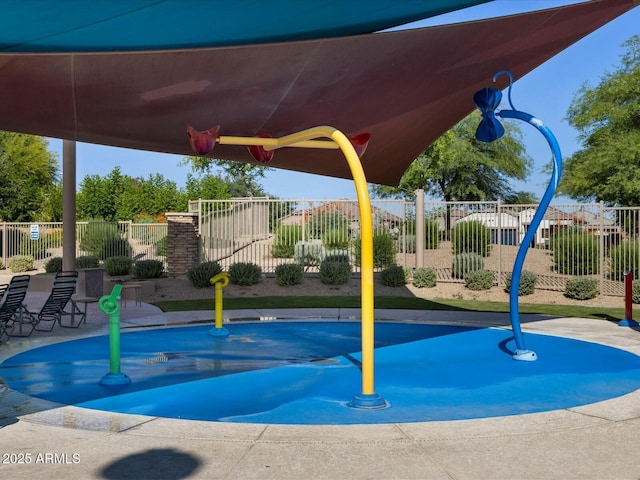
134;260;164;279
45;256;63;273
79;222;131;260
187;261;222;288
632;280;640;304
319;260;351;285
403;234;416;254
452;253;484;279
425;219;440;249
412;267;437;288
451;220;491;257
504;270;537;296
608;239;640;281
464;269;494;290
75;255;100;269
272;225;303;258
9;255;34;273
323;250;350;263
19;236;50;260
275;263;303;286
308;211;349;240
322;227;350;250
294;241;325;266
155;235;168;257
565;277;599;300
104;256;133;276
229;262;262;286
551;229;599;275
354;230;396;269
381;264;408;287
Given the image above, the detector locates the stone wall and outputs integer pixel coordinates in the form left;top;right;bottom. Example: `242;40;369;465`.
166;212;200;276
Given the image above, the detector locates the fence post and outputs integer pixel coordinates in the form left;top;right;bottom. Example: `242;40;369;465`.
599;201;605;296
415;189;424;269
497;200;502;287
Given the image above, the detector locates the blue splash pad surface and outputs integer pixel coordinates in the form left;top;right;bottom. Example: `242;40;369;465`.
2;321;640;424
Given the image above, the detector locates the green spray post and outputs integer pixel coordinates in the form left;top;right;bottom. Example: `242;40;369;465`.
99;284;131;385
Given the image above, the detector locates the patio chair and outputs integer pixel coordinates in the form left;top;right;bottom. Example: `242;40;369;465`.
0;275;31;340
25;271;84;332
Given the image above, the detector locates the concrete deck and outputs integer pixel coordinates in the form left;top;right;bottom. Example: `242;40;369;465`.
1;293;639;479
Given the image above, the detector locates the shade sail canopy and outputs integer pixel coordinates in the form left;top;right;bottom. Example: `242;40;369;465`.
0;0;635;185
0;0;490;52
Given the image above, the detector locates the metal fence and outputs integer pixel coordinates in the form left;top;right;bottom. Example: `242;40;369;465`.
4;199;638;297
191;198;640;297
0;221;167;270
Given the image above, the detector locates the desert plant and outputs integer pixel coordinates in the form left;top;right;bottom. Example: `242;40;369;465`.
632;280;640;304
323;250;350;263
79;222;131;260
425;218;440;249
322;227;350;250
608;239;640;281
504;270;537;296
294;241;325;266
565;276;599;300
308;210;349;240
19;236;50;260
9;255;34;273
319;259;351;285
381;264;408;287
187;261;222;288
45;256;63;273
104;256;133;276
155;235;168;257
412;267;437;288
134;260;164;279
272;224;303;258
551;229;599;276
75;255;100;269
451;220;491;257
464;269;494;290
452;253;484;279
229;262;262;286
354;229;397;269
274;263;303;286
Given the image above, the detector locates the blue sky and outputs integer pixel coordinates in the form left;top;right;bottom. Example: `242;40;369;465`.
47;1;640;202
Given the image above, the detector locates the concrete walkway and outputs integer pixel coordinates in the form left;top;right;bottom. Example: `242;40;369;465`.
0;295;639;479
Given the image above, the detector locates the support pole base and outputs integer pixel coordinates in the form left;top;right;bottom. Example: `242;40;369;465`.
513;349;537;362
619;319;639;327
208;327;230;337
348;393;388;410
100;372;131;386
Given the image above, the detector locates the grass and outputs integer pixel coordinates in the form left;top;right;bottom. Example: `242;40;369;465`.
151;295;628;322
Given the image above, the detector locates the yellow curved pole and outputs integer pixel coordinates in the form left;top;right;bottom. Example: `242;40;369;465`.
211;126;384;407
210;272;230;335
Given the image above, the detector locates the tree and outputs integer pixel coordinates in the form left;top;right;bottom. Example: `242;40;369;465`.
0;132;58;221
371;111;531;202
77;168;184;221
504;191;539;205
560;35;640;206
183;156;272;197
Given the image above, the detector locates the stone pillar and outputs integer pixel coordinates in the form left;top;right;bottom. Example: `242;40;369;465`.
166;212;200;277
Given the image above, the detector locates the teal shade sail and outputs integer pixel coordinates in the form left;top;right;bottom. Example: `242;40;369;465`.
0;0;490;52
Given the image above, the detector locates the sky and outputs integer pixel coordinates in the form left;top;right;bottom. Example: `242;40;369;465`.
47;0;640;203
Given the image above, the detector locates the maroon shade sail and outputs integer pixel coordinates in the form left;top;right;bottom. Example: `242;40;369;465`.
0;0;635;185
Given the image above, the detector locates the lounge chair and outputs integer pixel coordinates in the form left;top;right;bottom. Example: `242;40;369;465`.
0;275;31;340
23;271;85;332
